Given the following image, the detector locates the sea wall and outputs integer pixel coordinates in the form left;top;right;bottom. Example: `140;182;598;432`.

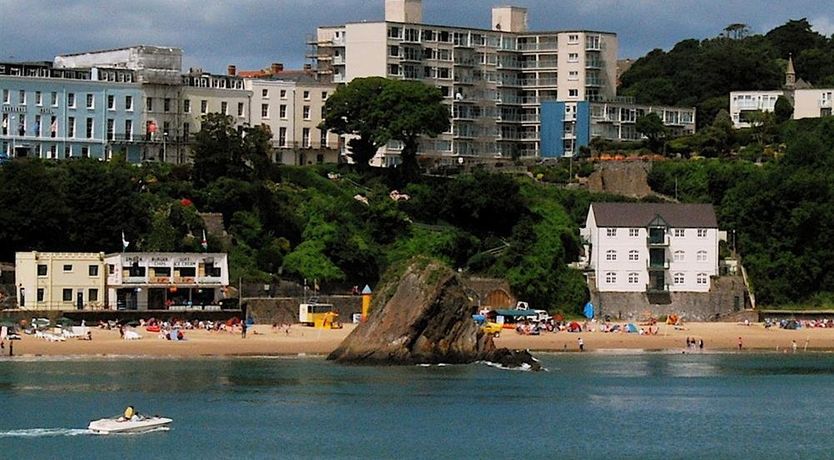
590;275;748;322
244;295;363;325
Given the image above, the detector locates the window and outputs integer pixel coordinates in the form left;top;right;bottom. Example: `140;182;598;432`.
86;93;94;109
568;34;579;43
320;129;328;148
86;118;94;138
606;228;617;237
63;289;73;302
628;273;639;284
280;90;287;99
35;115;41;137
221;101;228;115
697;229;708;238
183;123;190;139
303;105;311;120
1;89;8;103
303;91;310;100
302;127;311;147
673;273;685;285
184;99;191;113
107;94;115;110
200;100;207;114
696;273;708;285
164;98;171;112
125;95;133;111
89;288;99;302
279;104;287;118
568;53;579;62
51;91;58;106
89;265;99;276
628;250;639;261
237;102;244;117
569;89;578;98
107;118;114;140
35;91;42;106
68;117;76;137
697;250;708;262
261;104;269;118
37;264;47;276
321;91;328;100
37;288;45;302
278;127;287;147
68;92;76;108
146;97;153;111
19;90;26;104
606;250;617;261
568;70;578;81
262;89;269;98
125;119;133;140
629;228;639;237
674;229;685;237
673;250;685;262
605;272;616;284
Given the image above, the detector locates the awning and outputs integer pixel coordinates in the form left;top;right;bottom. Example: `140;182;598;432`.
494;309;538;318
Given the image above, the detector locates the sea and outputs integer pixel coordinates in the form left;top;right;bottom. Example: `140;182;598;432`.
1;353;834;459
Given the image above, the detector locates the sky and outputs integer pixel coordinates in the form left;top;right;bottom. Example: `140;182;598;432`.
1;0;832;74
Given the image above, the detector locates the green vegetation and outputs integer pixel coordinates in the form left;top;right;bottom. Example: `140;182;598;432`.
620;19;834;128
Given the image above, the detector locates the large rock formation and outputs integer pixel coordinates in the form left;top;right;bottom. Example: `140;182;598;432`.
328;259;541;370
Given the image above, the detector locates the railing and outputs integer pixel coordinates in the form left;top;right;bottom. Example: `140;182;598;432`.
647;259;670;270
647;234;670;246
646;283;669;293
586;60;603;69
586;77;605;87
819;99;832;108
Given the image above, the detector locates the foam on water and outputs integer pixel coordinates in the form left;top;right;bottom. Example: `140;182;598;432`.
0;428;91;438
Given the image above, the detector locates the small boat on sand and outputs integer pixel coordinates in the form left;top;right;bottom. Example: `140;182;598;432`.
88;414;172;435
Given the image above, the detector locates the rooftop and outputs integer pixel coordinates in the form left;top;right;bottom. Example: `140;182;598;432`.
591;202;717;228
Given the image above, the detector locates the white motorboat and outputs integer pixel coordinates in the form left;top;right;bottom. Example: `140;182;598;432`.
88;415;172;435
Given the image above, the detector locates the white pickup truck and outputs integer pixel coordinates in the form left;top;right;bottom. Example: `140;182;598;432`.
515;301;551;322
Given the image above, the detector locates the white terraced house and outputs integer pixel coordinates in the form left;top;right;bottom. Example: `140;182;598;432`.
580;203;720;293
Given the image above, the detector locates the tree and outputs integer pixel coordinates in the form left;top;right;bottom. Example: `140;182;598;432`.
320;77;391;170
774;96;794;123
191;114;271;185
635;113;667;153
378;80;450;178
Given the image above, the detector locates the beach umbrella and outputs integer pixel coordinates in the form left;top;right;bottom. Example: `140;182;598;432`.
583;302;595;320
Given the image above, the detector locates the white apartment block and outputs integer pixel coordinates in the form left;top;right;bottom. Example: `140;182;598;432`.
581;203;719;293
729;90;784;128
590;100;696;141
15;252;107;310
308;0;618;164
245;75;340;165
181;69;251;143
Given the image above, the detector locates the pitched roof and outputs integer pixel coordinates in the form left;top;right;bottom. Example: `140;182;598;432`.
591;202;717;228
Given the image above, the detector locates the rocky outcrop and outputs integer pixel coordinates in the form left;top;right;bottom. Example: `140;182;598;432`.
587;161;652;198
327;259;541;370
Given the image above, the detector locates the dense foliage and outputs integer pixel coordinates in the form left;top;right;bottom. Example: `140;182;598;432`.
620;19;834;128
649;118;834;306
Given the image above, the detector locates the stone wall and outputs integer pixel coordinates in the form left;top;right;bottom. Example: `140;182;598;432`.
244;295;363;325
590;275;748;322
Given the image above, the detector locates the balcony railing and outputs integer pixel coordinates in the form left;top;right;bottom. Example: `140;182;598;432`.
647;235;670;247
647;259;670;270
646;283;670;293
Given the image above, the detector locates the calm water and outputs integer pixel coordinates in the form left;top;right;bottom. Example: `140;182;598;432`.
2;353;834;459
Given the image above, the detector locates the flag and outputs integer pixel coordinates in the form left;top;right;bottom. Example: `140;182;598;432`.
201;229;208;251
121;231;129;251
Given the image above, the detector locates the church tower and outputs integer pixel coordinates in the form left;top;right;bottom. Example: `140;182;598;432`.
784;54;796;91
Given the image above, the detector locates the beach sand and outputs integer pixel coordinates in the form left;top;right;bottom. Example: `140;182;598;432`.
4;322;834;358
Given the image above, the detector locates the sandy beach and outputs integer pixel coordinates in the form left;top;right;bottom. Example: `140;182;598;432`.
4;322;834;357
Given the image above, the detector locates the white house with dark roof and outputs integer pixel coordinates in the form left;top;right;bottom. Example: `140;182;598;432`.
581;203;719;293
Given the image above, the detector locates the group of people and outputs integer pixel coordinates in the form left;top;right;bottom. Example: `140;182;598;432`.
685;336;705;351
764;318;834;329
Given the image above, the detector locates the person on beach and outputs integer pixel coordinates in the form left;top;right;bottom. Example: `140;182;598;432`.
578;337;584;352
241;321;247;339
792;340;797;353
699;339;704;350
737;337;743;350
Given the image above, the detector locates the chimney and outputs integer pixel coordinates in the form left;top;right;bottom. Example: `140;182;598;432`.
227;65;236;76
385;0;422;23
270;62;284;75
492;6;528;33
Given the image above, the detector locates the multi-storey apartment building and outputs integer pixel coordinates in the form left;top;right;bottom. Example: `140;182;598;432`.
309;0;618;164
1;61;144;161
15;252;107;310
242;64;340;165
181;67;251;157
580;203;719;293
541;99;696;156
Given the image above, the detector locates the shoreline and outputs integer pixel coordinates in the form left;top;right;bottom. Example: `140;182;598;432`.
2;322;834;359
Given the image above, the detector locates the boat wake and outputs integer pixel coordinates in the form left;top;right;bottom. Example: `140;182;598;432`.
0;428;91;438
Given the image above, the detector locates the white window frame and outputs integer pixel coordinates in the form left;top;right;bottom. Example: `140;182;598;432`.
696;273;708;285
673;273;685;285
606;250;617;261
605;272;616;284
606;228;617;237
673;250;685;262
629;228;639;237
628;250;639;261
674;229;685;237
697;229;708;238
628;272;639;284
697;250;708;262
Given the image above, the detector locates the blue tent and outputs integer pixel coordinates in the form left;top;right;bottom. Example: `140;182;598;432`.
626;323;639;333
583;302;595;319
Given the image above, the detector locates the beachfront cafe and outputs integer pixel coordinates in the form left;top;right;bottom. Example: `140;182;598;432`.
105;252;230;311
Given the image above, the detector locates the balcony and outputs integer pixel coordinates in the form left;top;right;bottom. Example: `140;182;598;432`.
646;259;670;270
820;99;832;108
586;60;603;69
647;234;670;247
646;283;670;293
585;77;605;87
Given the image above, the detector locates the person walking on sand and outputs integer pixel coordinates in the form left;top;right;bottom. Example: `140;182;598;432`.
578;337;584;352
737;337;743;351
241;321;247;339
699;339;704;351
792;340;797;353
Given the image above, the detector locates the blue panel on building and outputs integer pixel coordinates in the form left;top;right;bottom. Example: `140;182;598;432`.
540;101;566;158
575;101;591;152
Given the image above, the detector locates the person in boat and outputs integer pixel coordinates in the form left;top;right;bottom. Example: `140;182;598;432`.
119;405;144;422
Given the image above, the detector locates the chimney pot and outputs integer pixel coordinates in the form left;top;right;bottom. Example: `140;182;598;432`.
271;62;284;74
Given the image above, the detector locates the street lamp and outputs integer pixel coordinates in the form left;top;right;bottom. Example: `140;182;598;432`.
163;131;168;163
